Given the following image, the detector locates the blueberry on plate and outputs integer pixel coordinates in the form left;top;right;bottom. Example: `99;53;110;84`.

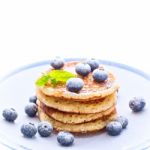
38;121;53;137
2;108;18;122
86;59;99;71
92;69;108;82
21;123;37;138
50;57;64;69
57;131;74;146
29;95;37;104
66;78;84;93
129;97;146;112
116;116;128;129
106;121;122;136
75;63;91;76
25;103;38;117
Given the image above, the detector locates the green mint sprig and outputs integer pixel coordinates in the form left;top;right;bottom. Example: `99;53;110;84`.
36;70;76;87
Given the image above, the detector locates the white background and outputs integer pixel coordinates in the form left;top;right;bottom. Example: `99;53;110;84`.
0;0;150;78
0;1;150;149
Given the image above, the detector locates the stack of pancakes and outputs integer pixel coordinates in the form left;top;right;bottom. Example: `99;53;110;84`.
36;61;119;133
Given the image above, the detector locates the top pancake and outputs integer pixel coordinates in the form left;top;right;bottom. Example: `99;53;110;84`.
37;61;119;102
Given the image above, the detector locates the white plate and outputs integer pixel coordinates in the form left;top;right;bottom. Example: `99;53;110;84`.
0;59;150;150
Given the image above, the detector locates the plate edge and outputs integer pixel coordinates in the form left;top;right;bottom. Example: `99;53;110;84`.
0;58;150;83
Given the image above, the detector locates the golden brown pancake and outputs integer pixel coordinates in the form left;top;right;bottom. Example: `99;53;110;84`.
38;101;116;124
37;89;117;114
38;107;117;133
36;60;119;133
38;61;119;102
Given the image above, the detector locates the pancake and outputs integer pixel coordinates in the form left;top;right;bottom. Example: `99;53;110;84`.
38;101;116;124
38;61;119;102
37;89;117;114
38;107;117;133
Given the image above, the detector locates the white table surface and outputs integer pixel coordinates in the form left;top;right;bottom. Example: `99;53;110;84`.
0;0;150;149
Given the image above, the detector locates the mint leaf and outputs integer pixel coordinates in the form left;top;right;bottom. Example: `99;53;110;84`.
35;74;50;86
50;77;57;86
35;70;76;87
49;70;75;83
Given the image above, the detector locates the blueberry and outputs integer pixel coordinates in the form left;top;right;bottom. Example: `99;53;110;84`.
57;131;74;146
86;59;99;71
92;69;108;82
50;57;64;69
66;78;84;93
75;63;91;76
25;103;37;117
29;95;37;104
129;97;146;112
106;121;122;136
38;121;53;137
116;116;128;129
2;108;18;122
21;123;37;138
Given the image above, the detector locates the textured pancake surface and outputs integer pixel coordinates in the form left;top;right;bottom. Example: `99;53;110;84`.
38;108;117;133
36;60;119;133
37;89;116;114
38;101;115;124
38;61;119;101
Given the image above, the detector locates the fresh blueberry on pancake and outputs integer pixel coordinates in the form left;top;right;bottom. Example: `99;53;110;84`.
116;116;128;129
21;122;37;138
75;63;91;76
57;131;74;146
129;97;146;112
106;121;122;136
2;108;18;122
66;78;84;93
92;69;108;82
38;121;53;137
50;57;64;69
25;103;38;117
86;58;99;71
